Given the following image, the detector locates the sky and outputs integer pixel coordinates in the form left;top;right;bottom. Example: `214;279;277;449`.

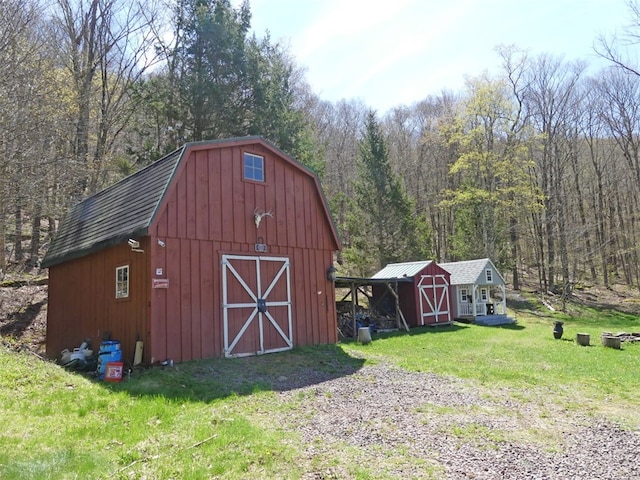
241;0;633;114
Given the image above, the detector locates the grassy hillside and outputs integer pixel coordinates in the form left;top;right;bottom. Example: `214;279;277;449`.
1;293;639;479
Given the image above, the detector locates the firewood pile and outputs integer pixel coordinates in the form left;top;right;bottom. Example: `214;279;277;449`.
601;332;640;343
336;301;398;338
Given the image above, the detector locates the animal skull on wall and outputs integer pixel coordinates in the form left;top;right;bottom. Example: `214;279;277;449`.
254;209;273;228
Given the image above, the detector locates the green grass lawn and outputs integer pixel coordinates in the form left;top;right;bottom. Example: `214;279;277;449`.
1;300;639;479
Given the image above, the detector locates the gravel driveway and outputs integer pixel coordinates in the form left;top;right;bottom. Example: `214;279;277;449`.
271;363;640;479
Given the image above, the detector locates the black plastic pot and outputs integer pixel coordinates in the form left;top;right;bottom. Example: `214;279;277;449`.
553;321;564;339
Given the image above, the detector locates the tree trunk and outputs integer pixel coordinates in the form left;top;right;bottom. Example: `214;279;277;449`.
570;143;597;281
510;216;520;290
29;204;42;267
14;204;23;262
0;210;5;271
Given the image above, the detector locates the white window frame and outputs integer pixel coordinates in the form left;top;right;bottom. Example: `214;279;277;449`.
116;265;130;299
486;268;493;283
480;288;488;302
460;288;468;302
243;152;264;182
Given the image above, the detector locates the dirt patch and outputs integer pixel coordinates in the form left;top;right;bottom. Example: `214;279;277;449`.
571;283;640;314
0;283;48;355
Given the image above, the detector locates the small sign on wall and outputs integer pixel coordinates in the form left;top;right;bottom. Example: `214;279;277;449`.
255;243;267;253
156;268;163;276
153;278;169;289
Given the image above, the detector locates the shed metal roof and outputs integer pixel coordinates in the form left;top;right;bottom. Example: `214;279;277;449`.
371;260;434;279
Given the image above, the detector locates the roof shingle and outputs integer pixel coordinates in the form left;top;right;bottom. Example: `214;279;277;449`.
41;147;183;268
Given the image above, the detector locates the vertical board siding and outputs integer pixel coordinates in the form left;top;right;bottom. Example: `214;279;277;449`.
165;238;182;362
274;158;287;247
233;147;246;243
151;242;167;364
244;178;256;243
284;168;296;247
292;248;306;345
186;157;197;238
195;150;209;240
176;172;187;238
209;149;222;241
47;139;339;364
147;142;338;362
179;238;193;362
220;150;234;243
200;242;215;358
46;241;150;364
190;239;202;360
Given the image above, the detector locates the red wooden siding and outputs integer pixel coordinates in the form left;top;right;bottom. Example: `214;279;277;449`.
46;240;151;363
146;141;338;362
370;262;452;327
45;138;338;364
147;239;335;362
414;262;452;325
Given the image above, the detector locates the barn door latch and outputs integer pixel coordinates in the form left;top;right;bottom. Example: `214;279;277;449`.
257;298;267;313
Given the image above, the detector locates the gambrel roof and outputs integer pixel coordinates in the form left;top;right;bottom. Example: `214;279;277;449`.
42;136;339;268
439;258;504;286
371;260;434;279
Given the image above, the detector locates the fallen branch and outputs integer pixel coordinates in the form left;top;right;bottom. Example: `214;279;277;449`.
0;277;48;288
185;434;218;450
112;434;218;475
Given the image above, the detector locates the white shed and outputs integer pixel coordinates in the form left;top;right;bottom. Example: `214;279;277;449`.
439;258;514;325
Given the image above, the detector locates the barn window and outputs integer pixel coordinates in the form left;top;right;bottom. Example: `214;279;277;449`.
244;152;264;182
486;269;493;283
116;265;129;299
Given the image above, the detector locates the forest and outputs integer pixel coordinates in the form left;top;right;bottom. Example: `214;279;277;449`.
2;0;640;307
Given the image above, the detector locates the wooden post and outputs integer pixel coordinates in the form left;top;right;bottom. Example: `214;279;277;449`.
351;281;357;338
385;282;410;332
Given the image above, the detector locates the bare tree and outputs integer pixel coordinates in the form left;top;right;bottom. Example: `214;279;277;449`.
0;0;50;268
312;99;368;263
50;0;161;197
595;0;640;77
523;54;586;305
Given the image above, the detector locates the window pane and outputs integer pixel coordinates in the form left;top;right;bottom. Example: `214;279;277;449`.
244;153;264;182
116;265;129;299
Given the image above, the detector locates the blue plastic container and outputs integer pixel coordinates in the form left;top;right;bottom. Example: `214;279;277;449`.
98;341;122;379
99;340;121;354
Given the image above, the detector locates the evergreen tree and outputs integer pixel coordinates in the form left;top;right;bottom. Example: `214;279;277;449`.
128;0;320;171
347;111;427;274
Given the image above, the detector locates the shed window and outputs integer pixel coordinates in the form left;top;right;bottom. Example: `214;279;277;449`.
244;152;264;182
460;288;469;302
480;288;488;302
116;265;129;299
486;269;493;283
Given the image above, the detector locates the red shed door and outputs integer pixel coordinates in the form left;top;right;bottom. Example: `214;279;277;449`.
418;274;451;324
222;255;292;357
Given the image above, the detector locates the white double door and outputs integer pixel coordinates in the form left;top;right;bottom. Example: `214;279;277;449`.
222;255;292;357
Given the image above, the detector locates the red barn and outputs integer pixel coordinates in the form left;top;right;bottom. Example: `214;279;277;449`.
370;261;452;326
42;137;341;363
